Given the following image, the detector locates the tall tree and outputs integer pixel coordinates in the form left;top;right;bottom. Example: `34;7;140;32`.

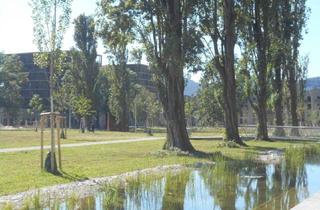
283;0;308;134
0;55;28;125
199;0;245;145
197;73;225;127
239;0;273;140
269;0;286;136
136;0;201;151
30;0;72;173
73;14;99;112
97;0;135;131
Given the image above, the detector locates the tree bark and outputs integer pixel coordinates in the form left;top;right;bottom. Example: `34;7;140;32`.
255;98;269;140
288;75;300;136
222;0;245;145
162;74;194;151
161;0;194;152
273;57;286;136
253;0;270;140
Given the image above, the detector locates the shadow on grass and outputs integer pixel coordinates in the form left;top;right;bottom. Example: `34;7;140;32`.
59;170;89;182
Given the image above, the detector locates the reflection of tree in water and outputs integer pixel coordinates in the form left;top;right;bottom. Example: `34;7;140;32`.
252;147;308;210
79;196;96;210
199;150;309;210
161;171;190;210
282;147;308;209
102;183;126;210
126;174;165;209
200;160;241;210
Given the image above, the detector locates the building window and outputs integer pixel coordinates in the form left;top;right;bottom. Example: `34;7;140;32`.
307;104;312;110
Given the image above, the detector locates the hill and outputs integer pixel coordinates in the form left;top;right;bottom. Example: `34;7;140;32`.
306;77;320;90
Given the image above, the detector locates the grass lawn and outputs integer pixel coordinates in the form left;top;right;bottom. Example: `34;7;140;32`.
0;138;317;196
0;129;165;149
0;128;232;149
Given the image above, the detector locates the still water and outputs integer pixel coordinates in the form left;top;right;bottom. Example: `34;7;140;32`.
56;147;320;210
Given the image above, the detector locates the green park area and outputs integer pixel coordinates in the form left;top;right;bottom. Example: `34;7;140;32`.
0;129;318;196
1;0;320;209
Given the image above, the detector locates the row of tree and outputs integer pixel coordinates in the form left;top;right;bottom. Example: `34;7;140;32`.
26;0;309;152
97;0;308;149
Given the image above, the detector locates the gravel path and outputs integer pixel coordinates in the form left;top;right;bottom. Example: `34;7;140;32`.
0;137;165;153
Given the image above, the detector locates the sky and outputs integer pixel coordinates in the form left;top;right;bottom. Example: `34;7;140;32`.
0;0;319;82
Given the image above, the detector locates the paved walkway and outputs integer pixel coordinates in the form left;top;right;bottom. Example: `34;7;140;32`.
291;192;320;210
0;137;165;153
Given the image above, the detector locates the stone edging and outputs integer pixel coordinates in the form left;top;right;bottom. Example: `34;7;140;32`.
0;164;186;209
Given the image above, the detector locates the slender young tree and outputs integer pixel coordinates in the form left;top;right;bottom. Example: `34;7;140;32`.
199;0;246;145
30;0;72;173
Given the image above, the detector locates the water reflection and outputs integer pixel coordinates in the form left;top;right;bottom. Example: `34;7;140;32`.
51;147;320;210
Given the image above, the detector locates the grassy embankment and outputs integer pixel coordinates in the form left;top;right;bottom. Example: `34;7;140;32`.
0;129;317;196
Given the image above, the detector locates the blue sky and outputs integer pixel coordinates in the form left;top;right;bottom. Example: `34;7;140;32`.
0;0;319;81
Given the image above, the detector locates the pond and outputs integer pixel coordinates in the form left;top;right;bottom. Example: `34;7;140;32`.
20;146;320;210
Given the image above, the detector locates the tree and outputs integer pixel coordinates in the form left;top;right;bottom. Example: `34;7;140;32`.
73;14;100;113
269;0;286;136
197;75;225;127
29;94;44;131
136;0;202;152
239;0;273;140
30;0;72;173
97;0;135;131
71;95;95;131
132;86;161;128
0;55;28;126
282;0;308;134
198;0;245;145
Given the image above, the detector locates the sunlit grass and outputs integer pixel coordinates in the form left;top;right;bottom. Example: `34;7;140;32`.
0;138;318;196
0;129;165;149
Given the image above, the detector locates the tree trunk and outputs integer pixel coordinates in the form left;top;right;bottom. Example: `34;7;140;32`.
256;101;269;140
163;72;194;152
222;0;245;145
254;62;270;140
273;57;285;136
253;0;270;141
161;0;194;152
289;77;300;136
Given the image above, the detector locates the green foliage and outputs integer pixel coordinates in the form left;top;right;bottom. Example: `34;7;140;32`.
0;55;28;122
30;0;72;52
196;73;224;127
71;96;95;119
29;94;44;115
73;14;100;109
133;86;161;127
97;0;137;129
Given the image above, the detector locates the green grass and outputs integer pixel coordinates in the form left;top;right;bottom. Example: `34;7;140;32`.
0;137;317;196
0;128;236;149
0;129;165;149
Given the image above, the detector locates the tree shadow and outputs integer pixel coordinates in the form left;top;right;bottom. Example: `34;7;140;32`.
58;170;89;182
